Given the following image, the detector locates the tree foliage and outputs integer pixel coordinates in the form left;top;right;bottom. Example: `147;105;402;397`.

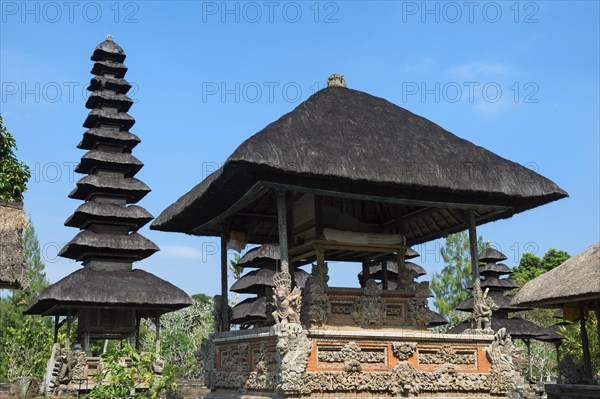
140;294;214;380
0;116;30;202
512;249;570;285
430;232;484;324
0;220;53;382
84;343;175;399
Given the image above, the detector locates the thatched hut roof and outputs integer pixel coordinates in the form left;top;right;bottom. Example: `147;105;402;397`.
358;261;427;280
448;317;546;339
479;262;513;275
230;297;268;325
426;309;448;327
478;245;508;263
512;243;600;308
237;244;279;268
456;290;530;312
0;201;29;290
151;86;567;244
25;268;192;316
231;268;309;294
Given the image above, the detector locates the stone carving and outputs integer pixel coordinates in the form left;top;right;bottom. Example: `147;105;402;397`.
197;337;216;387
485;327;520;395
391;342;416;361
390;362;421;395
41;345;86;396
276;323;312;392
221;343;249;373
418;345;476;365
301;262;330;326
468;279;499;334
340;342;362;372
327;73;347;88
351;279;386;328
272;272;302;325
318;343;385;364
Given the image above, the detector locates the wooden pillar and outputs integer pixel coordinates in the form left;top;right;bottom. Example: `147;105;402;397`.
467;210;480;281
155;315;161;355
135;315;141;351
396;247;407;289
361;261;369;287
381;260;388;290
277;191;289;275
66;310;72;350
53;315;59;344
579;301;593;381
220;232;229;332
84;332;90;354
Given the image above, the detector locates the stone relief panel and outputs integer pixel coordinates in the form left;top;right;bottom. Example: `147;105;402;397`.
418;345;477;365
351;279;387;328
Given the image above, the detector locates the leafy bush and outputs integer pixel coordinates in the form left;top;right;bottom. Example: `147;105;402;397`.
84;343;174;399
0;116;30;202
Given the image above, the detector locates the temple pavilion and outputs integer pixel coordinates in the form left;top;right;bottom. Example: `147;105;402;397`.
151;74;567;398
25;36;192;395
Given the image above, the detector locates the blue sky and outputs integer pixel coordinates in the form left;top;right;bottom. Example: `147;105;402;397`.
1;1;598;302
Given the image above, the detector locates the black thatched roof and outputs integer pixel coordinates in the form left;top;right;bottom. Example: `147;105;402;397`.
359;261;427;279
456;290;530;312
152;86;567;244
478;246;508;263
65;202;153;230
512;243;600;308
78;128;140;152
479;276;520;290
537;324;565;343
426;309;448;327
25;268;192;316
237;244;279;268
479;262;513;276
448;317;546;339
76;150;143;177
91;35;125;62
230;297;268;325
88;76;132;94
230;268;309;294
59;231;159;262
69;174;150;203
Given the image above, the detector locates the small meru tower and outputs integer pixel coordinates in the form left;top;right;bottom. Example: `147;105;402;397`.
26;36;192;354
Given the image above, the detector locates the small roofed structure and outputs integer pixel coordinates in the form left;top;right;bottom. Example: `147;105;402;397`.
0;200;29;290
155;76;567;399
512;242;600;383
26;36;192;366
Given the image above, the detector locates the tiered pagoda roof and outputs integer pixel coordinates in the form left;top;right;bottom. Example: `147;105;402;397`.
449;243;545;339
26;36;191;316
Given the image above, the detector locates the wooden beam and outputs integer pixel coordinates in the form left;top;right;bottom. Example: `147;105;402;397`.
262;181;509;211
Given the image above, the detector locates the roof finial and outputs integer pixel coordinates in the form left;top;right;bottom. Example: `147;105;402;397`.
327;73;346;88
106;34;113;41
486;240;492;248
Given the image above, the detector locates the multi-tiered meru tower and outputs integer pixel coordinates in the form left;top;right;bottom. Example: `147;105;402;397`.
26;36;192;356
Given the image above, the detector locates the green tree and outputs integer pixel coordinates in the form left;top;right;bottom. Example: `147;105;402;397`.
0;116;30;202
430;232;484;324
140;293;214;380
230;253;243;305
512;249;570;285
0;220;52;381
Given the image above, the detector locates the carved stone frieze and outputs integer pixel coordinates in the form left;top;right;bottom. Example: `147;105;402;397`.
392;342;416;361
318;342;385;365
418;345;476;365
220;343;249;373
351;279;386;328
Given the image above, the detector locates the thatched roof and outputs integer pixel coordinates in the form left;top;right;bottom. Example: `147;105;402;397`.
230;268;309;294
448;317;546;339
478;246;508;263
479;262;513;275
426;309;448;327
358;261;427;279
456;290;530;312
536;324;564;344
0;201;29;290
152;86;567;244
237;244;279;268
25;268;192;315
512;242;600;308
230;297;268;325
